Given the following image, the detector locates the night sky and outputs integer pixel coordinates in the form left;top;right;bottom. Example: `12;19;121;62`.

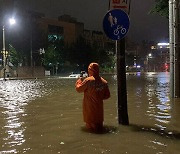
14;0;168;43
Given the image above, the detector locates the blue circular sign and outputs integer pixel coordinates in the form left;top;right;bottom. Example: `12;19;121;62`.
103;9;130;40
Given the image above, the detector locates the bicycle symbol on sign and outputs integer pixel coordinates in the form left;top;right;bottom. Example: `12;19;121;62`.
114;25;127;35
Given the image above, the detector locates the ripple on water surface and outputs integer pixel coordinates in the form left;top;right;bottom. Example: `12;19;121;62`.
0;75;180;154
0;79;47;151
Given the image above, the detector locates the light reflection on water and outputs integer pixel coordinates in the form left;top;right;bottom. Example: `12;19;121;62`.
0;80;47;153
146;73;171;126
127;73;172;126
0;73;180;154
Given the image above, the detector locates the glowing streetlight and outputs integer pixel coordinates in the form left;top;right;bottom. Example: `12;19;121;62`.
148;53;152;58
157;43;169;46
9;18;16;25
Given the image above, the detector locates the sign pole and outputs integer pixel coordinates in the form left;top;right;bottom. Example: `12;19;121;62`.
103;8;130;125
117;38;129;124
108;0;131;125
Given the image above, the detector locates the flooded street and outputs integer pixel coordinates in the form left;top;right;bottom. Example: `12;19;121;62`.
0;72;180;154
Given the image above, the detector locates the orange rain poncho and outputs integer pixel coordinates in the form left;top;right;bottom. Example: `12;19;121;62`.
75;63;110;131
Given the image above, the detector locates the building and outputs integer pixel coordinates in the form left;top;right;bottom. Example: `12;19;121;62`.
145;43;170;72
37;14;84;45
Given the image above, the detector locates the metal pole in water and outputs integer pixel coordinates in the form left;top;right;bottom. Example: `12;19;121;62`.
169;0;174;97
107;0;129;124
116;39;129;125
173;0;180;97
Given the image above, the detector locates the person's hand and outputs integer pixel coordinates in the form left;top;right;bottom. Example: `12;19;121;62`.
80;77;86;81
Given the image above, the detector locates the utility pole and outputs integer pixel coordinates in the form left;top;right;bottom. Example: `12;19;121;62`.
2;25;6;80
29;12;34;78
169;0;174;97
169;0;180;98
173;0;180;97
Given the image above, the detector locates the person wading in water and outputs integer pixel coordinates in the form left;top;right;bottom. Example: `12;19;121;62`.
75;62;110;133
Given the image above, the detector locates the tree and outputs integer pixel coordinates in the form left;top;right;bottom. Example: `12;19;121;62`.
44;35;116;74
66;36;94;71
43;35;65;74
92;46;115;73
9;44;24;67
67;36;115;73
150;0;169;18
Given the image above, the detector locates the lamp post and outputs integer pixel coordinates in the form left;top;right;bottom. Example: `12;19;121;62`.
2;18;16;80
2;25;6;80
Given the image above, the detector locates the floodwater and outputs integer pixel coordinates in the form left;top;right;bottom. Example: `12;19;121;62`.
0;72;180;154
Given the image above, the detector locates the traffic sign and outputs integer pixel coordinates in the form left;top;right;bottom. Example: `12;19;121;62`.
109;0;131;14
103;9;130;40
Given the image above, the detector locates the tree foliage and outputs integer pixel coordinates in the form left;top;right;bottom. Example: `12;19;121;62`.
43;35;65;71
150;0;169;18
9;44;24;67
43;35;115;74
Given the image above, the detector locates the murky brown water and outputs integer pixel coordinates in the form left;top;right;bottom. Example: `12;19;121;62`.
0;72;180;154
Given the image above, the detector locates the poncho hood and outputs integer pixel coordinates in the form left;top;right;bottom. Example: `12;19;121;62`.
88;63;99;77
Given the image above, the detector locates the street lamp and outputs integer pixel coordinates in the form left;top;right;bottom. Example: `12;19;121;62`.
2;17;16;80
148;53;152;58
9;18;16;25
